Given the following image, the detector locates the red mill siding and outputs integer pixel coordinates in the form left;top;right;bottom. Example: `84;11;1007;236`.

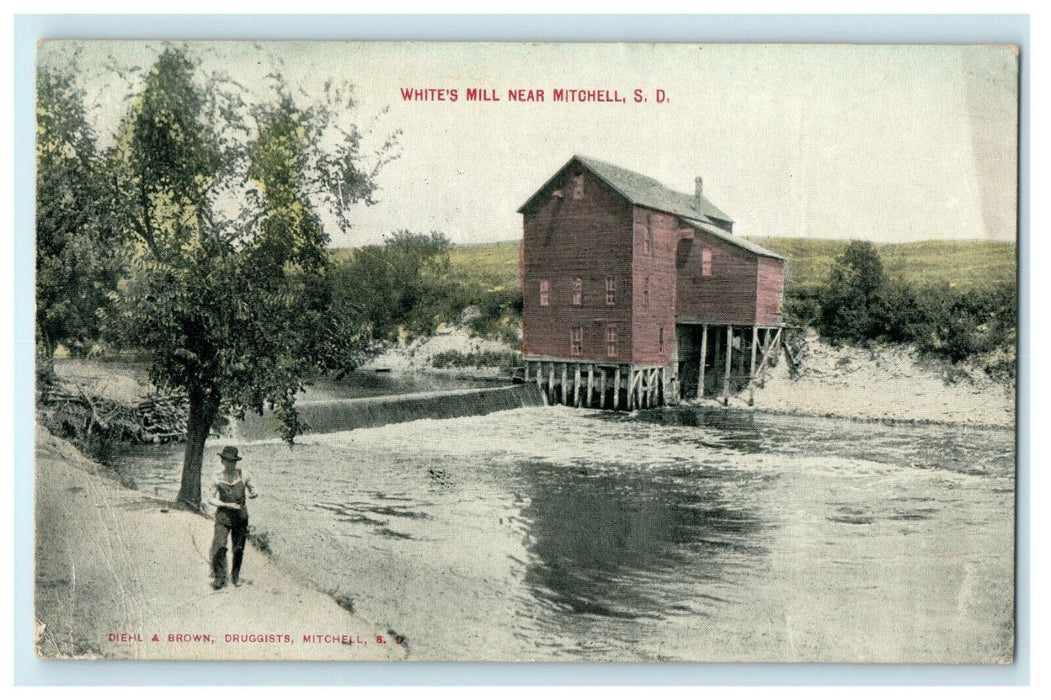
519;155;784;368
756;256;785;326
675;226;761;325
632;207;678;365
521;167;634;361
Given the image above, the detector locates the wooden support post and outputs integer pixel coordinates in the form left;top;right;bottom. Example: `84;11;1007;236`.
626;370;634;410
649;368;657;406
599;368;607;408
613;367;621;410
548;363;555;403
561;363;568;405
748;326;759;406
573;364;582;407
524;362;530;383
622;365;630;409
723;325;733;401
698;324;708;399
750;326;759;379
586;365;594;407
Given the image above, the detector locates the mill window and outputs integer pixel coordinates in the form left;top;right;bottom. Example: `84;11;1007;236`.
702;248;713;276
605;276;616;305
539;279;550;306
572;277;582;306
606;325;618;358
570;327;583;356
636;223;651;255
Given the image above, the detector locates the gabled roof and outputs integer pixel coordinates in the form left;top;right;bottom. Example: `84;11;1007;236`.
680;218;785;261
518;154;734;224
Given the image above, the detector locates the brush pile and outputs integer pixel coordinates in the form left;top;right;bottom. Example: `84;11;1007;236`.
39;385;188;445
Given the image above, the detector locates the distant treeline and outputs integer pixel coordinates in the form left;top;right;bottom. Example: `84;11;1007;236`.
368;237;1015;377
785;241;1015;378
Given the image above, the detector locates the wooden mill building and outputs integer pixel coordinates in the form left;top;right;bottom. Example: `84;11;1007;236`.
518;155;786;409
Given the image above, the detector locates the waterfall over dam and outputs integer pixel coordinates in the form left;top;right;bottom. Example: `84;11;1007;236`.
233;383;545;441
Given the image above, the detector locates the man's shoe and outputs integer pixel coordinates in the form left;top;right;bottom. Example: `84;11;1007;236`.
211;578;225;590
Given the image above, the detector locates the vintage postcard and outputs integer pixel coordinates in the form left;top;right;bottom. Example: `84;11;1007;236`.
33;41;1018;662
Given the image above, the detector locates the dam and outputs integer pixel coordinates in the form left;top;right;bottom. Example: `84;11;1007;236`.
232;383;545;441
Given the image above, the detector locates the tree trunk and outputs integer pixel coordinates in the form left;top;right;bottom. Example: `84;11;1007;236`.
36;335;57;393
177;386;220;510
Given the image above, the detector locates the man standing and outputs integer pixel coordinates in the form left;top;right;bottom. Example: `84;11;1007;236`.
208;446;258;590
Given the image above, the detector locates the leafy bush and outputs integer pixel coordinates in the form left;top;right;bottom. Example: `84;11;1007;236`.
817;241;886;343
810;242;1015;374
430;350;521;369
332;230;456;341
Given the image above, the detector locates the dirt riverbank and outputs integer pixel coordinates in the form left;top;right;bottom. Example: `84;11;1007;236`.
741;330;1014;428
360;328;1015;428
52;325;1015;430
33;424;407;660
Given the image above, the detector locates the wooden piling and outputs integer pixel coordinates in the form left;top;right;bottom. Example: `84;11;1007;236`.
586;365;594;407
613;367;621;409
600;369;607;408
698;324;708;399
573;364;582;406
750;326;758;379
723;325;733;399
548;364;555;403
561;363;568;405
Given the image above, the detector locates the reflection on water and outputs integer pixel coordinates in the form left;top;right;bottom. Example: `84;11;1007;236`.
113;404;1015;662
519;459;767;622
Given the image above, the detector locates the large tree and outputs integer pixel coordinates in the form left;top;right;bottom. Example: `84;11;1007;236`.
114;47;392;508
817;240;887;343
35;62;126;377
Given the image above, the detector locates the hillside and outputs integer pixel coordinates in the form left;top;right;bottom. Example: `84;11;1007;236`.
329;238;1017;294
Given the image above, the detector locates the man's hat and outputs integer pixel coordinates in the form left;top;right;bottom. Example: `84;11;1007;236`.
218;446;243;462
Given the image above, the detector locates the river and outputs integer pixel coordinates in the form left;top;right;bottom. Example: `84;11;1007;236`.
114;403;1015;662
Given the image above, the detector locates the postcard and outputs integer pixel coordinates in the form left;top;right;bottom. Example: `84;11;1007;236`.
33;40;1018;662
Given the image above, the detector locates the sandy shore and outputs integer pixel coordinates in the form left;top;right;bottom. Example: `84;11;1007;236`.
54;325;1015;430
33;425;406;660
696;331;1014;428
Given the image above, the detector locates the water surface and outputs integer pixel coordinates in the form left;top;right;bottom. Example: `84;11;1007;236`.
115;405;1015;662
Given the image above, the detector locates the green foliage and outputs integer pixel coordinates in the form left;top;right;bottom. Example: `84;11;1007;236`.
435;239;1016;298
108;46;384;506
753;237;1016;292
817;241;886;343
429;350;521;369
35;62;127;369
809;242;1016;374
332;230;454;341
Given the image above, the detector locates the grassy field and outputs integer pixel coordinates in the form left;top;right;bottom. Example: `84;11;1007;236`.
753;238;1017;292
413;238;1015;293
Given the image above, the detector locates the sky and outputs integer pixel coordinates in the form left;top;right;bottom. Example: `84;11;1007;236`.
39;41;1019;247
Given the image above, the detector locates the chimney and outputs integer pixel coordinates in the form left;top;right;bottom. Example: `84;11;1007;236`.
694;176;704;206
